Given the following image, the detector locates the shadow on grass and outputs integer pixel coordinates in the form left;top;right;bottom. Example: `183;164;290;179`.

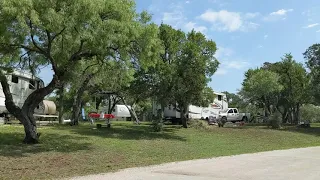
65;123;187;142
0;132;92;157
229;123;320;137
282;126;320;137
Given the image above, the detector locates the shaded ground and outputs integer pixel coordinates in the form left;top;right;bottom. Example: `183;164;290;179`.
0;122;319;180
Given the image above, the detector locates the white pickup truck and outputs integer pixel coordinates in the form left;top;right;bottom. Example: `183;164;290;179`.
218;108;250;123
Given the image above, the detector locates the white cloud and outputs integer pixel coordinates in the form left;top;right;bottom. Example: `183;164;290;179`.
162;11;184;28
270;9;293;16
199;10;259;32
302;10;312;16
303;23;319;28
245;22;260;31
214;46;251;76
264;34;268;39
184;21;207;33
317;30;320;33
215;47;234;59
258;45;263;48
264;9;294;21
244;12;260;19
186;1;190;3
161;3;186;28
225;61;250;69
215;60;250;76
199;10;242;32
215;68;228;75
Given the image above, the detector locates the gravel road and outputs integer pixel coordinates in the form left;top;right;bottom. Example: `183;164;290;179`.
69;146;320;180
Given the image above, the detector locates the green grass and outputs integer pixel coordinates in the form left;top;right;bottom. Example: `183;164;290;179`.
0;121;319;180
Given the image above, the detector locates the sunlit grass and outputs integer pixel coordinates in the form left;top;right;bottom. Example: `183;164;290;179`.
0;121;319;180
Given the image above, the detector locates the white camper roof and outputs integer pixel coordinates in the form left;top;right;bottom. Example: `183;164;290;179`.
11;70;41;81
214;91;226;96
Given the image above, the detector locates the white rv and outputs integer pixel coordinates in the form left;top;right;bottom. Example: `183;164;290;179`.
112;105;131;119
0;70;57;119
100;104;131;120
153;91;228;121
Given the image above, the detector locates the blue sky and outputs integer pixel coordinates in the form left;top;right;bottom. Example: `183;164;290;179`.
39;0;320;93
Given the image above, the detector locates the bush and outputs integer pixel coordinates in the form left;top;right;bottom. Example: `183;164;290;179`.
268;111;282;129
300;104;320;123
189;120;212;130
151;119;163;132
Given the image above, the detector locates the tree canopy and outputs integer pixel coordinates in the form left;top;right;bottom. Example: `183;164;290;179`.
0;0;160;143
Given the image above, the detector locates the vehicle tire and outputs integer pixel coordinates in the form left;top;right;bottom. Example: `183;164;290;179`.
201;117;204;120
205;117;209;121
242;116;248;122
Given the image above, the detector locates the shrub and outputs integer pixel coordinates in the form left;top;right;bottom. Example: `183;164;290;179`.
189;120;212;130
151;119;163;132
300;104;320;123
268;111;282;129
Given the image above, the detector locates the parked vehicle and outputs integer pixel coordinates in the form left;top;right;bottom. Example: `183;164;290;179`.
218;108;250;123
0;70;57;122
152;92;229;124
100;104;132;121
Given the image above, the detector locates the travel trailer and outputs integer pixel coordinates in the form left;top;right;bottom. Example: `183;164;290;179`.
100;104;131;120
152;91;229;122
0;70;57;121
111;105;131;120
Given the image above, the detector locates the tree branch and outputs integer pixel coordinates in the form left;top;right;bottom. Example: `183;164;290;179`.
52;27;66;42
81;63;100;76
26;17;46;54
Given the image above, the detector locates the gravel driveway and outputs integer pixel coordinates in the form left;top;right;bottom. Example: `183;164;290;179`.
69;146;320;180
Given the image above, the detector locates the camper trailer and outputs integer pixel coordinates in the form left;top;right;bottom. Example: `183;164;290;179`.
0;70;57;121
99;104;131;120
112;105;131;120
152;91;228;122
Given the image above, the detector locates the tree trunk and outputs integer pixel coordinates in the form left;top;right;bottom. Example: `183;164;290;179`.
107;95;120;123
107;96;120;114
22;114;39;144
95;97;103;111
282;111;288;124
294;104;301;125
180;105;188;128
278;106;288;124
0;72;58;144
71;94;81;126
71;74;93;126
288;108;293;124
57;85;64;124
120;96;139;124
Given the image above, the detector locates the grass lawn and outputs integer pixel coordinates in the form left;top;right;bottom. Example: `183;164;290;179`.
0;121;319;180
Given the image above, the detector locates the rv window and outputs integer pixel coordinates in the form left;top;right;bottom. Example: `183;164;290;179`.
228;109;233;113
11;75;18;83
29;80;36;89
233;109;238;113
218;95;222;101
